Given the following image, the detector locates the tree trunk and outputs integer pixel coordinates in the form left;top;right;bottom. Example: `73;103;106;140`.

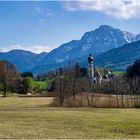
116;94;120;108
121;94;125;108
3;86;7;97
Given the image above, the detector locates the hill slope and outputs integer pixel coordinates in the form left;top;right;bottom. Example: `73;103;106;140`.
94;40;140;70
0;50;48;72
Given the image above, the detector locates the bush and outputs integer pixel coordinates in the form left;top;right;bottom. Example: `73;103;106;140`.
23;77;33;94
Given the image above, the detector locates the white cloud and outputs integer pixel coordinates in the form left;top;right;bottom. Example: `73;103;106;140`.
0;45;53;54
62;0;140;19
35;6;55;22
35;7;45;14
35;6;55;17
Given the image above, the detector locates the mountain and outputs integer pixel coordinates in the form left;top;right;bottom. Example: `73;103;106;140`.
94;40;140;70
0;50;48;72
136;34;140;41
35;52;48;62
0;25;140;73
41;25;137;66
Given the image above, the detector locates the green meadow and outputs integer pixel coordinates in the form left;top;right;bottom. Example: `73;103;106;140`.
33;80;48;90
112;71;126;75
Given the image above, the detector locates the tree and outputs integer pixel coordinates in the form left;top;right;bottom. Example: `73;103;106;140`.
55;77;67;106
126;58;140;107
0;60;21;97
55;65;81;106
126;58;140;78
74;63;81;78
58;68;63;76
23;77;33;94
21;72;33;78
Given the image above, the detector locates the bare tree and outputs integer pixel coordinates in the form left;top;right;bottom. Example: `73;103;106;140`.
0;60;21;97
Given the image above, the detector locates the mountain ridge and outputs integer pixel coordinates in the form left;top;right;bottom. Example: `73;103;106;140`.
0;25;140;73
41;25;139;65
94;40;140;70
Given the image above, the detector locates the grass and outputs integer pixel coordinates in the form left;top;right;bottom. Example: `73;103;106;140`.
33;80;53;91
112;71;126;75
0;97;140;139
33;80;48;90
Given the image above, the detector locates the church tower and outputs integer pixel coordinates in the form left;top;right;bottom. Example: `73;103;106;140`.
87;54;94;78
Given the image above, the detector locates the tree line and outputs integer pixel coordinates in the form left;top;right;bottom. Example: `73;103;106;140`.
52;59;140;107
0;61;33;97
0;58;140;108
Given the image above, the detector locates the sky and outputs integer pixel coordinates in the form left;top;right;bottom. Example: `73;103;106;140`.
0;0;140;54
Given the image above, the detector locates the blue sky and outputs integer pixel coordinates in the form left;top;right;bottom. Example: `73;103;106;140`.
0;0;140;53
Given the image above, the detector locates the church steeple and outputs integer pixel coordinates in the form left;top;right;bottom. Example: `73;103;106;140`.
87;54;94;78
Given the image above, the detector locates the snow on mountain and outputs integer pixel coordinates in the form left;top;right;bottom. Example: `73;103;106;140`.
123;31;136;43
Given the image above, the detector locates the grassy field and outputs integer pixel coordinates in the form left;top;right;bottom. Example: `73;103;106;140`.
33;80;53;91
33;81;48;90
112;71;126;75
0;97;139;139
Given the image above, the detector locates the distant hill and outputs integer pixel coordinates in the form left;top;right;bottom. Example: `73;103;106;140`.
31;40;140;73
0;50;48;72
94;40;140;70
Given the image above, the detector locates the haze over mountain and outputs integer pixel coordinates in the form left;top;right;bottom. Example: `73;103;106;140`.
0;25;140;73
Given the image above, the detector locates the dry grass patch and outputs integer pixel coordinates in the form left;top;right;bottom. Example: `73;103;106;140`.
0;97;54;109
0;97;139;139
51;93;140;108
